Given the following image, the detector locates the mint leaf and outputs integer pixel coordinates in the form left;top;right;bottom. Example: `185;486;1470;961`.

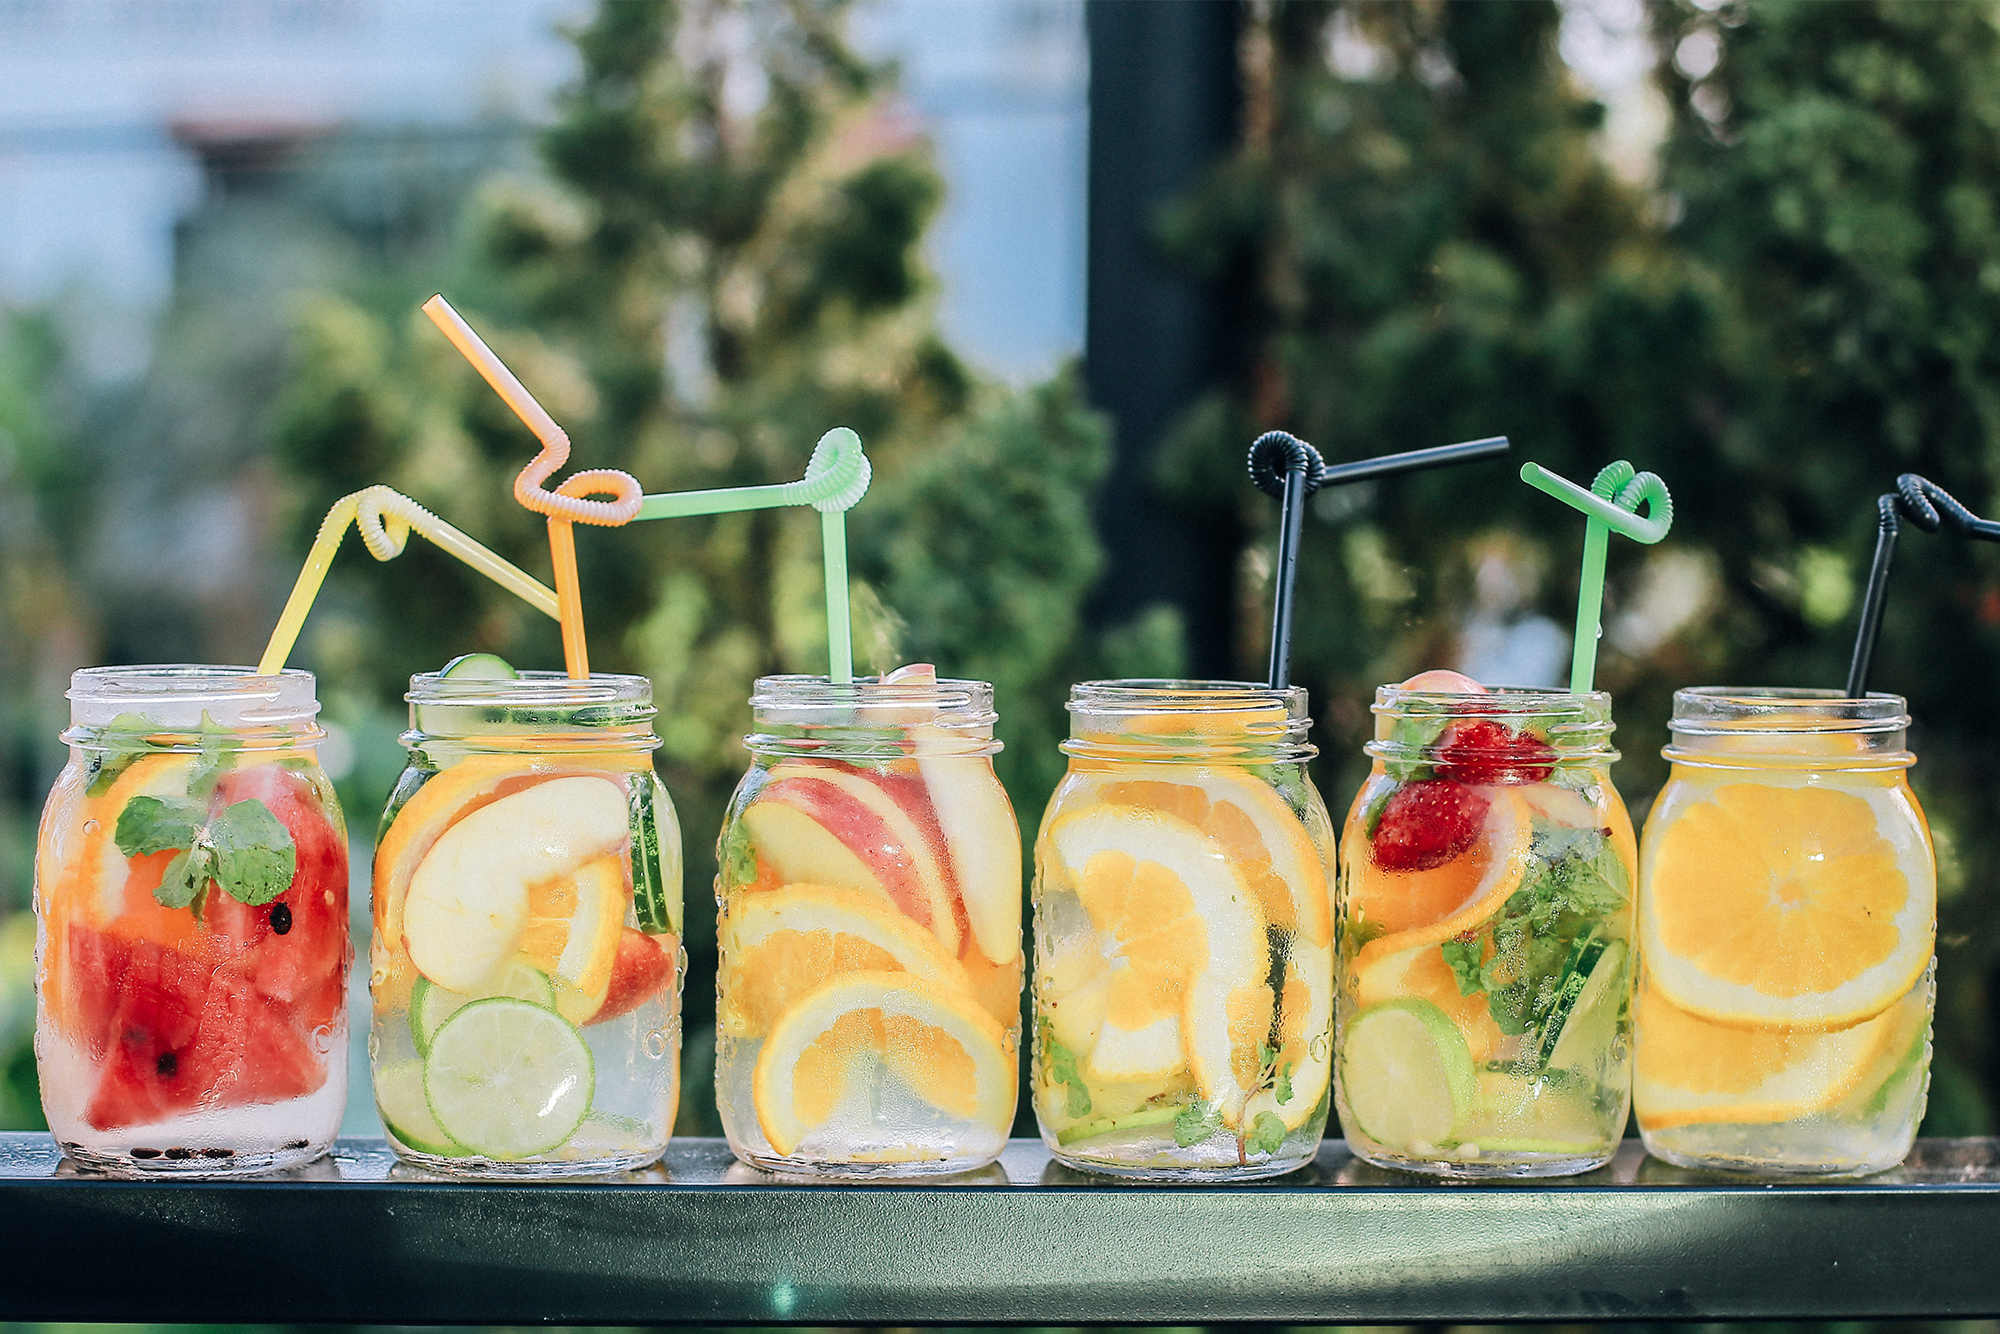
114;795;205;858
209;799;296;906
1384;712;1450;782
153;849;208;911
1474;822;1632;1044
185;711;244;800
1247;1110;1287;1157
1173;1100;1221;1147
719;813;759;890
85;713;162;797
1041;1021;1093;1118
1441;937;1486;996
1276;1061;1295;1105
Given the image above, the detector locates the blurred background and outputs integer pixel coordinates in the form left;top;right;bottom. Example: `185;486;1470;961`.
4;0;2000;1247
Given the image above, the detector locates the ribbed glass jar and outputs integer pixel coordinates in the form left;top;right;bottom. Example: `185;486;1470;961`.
35;666;349;1176
1033;681;1336;1181
715;675;1023;1178
370;670;683;1177
1336;686;1635;1178
1636;688;1933;1177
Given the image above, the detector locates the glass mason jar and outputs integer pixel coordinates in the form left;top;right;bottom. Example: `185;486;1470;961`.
1336;686;1635;1178
369;669;684;1177
1032;681;1337;1181
34;666;350;1175
1635;688;1934;1177
715;674;1022;1177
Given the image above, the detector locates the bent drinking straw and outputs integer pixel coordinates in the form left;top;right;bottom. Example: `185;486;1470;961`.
1520;460;1674;694
1248;431;1512;690
632;426;873;684
1846;473;2000;697
257;485;560;675
421;294;643;679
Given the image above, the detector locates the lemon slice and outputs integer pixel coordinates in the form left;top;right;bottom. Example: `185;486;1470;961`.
375;1058;460;1155
1348;788;1533;972
1339;998;1476;1152
1076;766;1331;947
1643;783;1934;1028
1050;805;1270;1125
1243;939;1333;1130
423;997;594;1159
1633;980;1925;1130
751;970;1014;1157
720;883;967;1040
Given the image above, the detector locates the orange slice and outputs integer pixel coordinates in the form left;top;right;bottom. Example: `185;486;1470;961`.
1354;936;1505;1064
1049;805;1269;1124
1080;767;1331;947
1350;788;1532;975
1633;978;1929;1130
520;854;629;1024
1244;939;1333;1130
719;884;967;1039
1643;783;1933;1028
751;970;1014;1156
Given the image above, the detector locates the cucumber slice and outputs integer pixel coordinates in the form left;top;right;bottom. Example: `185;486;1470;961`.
1341;998;1476;1151
410;958;557;1056
423;997;595;1159
376;1058;462;1156
1053;1103;1185;1147
629;773;682;936
1539;938;1627;1074
440;653;519;680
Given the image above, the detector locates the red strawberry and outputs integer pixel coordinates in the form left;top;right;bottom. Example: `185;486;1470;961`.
1436;719;1555;785
1371;780;1489;872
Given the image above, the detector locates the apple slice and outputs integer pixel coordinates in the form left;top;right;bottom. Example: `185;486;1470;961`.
768;762;963;953
740;777;960;953
404;775;629;992
1398;668;1487;693
590;929;677;1024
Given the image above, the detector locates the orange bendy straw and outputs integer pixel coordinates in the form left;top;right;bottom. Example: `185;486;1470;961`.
256;485;560;676
421;294;642;679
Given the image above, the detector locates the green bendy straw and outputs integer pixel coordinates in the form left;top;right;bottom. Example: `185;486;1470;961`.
635;427;872;684
1520;460;1674;694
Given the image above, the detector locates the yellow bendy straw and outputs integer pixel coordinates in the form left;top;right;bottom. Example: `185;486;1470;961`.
420;294;642;679
632;426;872;684
1520;459;1673;694
256;486;559;676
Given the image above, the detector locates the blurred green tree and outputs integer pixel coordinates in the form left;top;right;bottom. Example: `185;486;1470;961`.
270;0;1131;1130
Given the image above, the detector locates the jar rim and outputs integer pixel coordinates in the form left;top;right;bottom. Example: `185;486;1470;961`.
750;673;993;714
407;669;653;708
1669;686;1910;734
1067;679;1305;714
67;664;319;730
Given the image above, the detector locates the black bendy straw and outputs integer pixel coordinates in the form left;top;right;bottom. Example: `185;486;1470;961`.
1847;473;2000;697
1249;431;1511;690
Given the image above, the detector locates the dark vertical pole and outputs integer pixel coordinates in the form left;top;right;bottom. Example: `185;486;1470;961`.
1083;0;1242;678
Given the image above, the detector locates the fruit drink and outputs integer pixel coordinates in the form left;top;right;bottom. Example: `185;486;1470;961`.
1636;688;1933;1176
1336;672;1634;1178
1032;682;1336;1180
35;667;349;1175
370;658;683;1176
715;671;1021;1177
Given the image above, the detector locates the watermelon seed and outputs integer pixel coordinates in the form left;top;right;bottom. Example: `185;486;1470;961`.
156;1052;177;1078
270;903;292;935
164;1148;192;1159
200;1148;233;1158
130;1148;161;1159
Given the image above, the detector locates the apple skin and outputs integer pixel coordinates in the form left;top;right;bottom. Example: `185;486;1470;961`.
1398;668;1487;693
768;762;964;952
589;929;677;1024
740;776;957;948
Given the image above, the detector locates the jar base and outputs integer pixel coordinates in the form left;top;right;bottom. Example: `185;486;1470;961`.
1641;1142;1904;1180
730;1147;1002;1180
1350;1143;1614;1180
61;1140;329;1179
1052;1152;1314;1183
389;1141;664;1180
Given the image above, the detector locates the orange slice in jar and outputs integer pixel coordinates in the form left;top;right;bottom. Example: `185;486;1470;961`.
720;883;967;1040
1349;788;1532;965
751;970;1013;1157
1642;783;1933;1028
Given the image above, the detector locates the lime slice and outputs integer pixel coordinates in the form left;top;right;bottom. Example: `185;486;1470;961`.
410;958;557;1056
423;997;594;1159
376;1059;461;1156
1052;1104;1184;1147
629;773;682;936
440;653;519;680
1341;998;1476;1151
1540;938;1627;1074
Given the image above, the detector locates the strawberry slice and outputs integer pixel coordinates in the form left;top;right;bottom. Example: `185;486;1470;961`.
1371;780;1489;872
1435;718;1555;785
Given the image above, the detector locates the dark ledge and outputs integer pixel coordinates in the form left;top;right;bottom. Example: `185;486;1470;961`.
3;1133;1998;1324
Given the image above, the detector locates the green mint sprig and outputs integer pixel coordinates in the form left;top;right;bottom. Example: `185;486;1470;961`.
1039;1020;1093;1118
115;793;296;915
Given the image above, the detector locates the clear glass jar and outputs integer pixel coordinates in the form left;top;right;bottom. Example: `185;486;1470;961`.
1032;681;1337;1181
715;674;1022;1178
1636;688;1934;1177
34;666;350;1175
1336;686;1635;1178
369;669;684;1177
